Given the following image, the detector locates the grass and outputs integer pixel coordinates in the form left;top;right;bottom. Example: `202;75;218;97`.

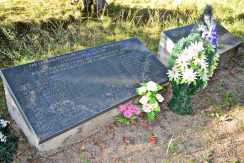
0;0;243;70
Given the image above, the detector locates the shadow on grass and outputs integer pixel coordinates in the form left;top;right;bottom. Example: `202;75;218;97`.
0;3;195;69
0;2;242;70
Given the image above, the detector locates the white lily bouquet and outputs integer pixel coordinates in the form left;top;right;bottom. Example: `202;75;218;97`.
167;6;219;114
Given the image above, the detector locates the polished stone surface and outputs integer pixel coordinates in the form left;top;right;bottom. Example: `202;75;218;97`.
157;23;242;67
1;38;168;143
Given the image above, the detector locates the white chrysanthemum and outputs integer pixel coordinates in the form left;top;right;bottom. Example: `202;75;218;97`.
200;71;209;81
176;56;189;68
194;57;202;65
199;59;208;69
180;48;194;61
167;66;180;80
190;41;204;52
182;68;197;83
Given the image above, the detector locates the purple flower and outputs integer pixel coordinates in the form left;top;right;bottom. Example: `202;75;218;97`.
202;27;219;47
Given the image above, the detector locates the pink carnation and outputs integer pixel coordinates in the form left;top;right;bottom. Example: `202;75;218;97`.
127;104;141;115
127;104;135;112
123;111;132;118
134;107;141;115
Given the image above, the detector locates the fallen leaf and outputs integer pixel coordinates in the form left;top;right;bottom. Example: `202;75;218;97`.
80;146;86;151
123;137;130;145
229;70;235;77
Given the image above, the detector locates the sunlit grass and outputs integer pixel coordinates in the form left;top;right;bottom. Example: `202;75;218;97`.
0;0;243;69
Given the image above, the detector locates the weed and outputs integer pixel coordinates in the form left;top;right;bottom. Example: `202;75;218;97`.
224;91;235;106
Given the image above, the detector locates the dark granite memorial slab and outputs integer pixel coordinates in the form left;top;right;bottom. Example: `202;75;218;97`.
1;38;168;145
157;23;242;67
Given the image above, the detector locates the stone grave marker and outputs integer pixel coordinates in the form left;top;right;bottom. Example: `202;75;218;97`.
0;38;168;151
157;23;242;67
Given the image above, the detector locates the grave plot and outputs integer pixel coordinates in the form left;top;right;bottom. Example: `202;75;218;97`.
0;38;168;151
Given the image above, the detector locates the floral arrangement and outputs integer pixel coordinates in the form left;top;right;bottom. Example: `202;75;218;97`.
167;6;219;115
136;81;164;120
116;104;141;125
116;81;164;125
0;117;18;163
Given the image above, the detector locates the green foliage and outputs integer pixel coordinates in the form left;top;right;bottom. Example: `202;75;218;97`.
0;127;19;163
224;91;235;106
148;112;155;120
169;83;193;115
168;142;175;153
116;114;138;125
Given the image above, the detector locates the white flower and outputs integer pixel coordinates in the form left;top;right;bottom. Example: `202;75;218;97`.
201;72;209;81
0;119;10;128
137;86;147;94
199;59;208;69
142;103;153;113
176;55;189;68
139;96;149;105
156;93;164;102
190;42;204;52
167;66;180;80
146;81;157;92
198;24;207;32
193;57;202;65
180;47;194;61
182;68;197;83
0;132;7;142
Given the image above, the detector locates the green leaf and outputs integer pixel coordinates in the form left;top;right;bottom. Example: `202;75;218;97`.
116;116;125;123
168;143;174;153
157;84;163;91
193;80;197;86
148;112;155;120
154;106;161;112
136;104;142;109
145;91;152;97
140;83;147;86
150;97;157;104
176;78;180;84
80;153;85;158
180;79;185;84
131;114;138;120
125;120;130;125
136;88;142;95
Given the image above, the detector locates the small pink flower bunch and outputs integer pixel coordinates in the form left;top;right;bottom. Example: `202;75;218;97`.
116;104;141;125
